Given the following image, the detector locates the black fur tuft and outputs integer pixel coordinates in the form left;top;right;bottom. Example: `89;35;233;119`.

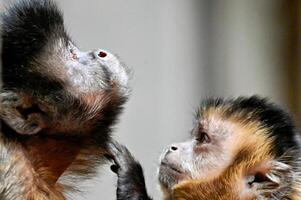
201;96;300;157
1;0;68;88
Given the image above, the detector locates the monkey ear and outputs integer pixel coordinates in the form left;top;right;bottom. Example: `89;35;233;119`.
0;91;45;135
245;160;292;198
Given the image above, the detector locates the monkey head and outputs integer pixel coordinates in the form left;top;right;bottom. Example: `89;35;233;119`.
0;0;129;138
159;96;301;200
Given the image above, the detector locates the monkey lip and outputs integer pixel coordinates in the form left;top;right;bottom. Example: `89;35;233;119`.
161;162;183;174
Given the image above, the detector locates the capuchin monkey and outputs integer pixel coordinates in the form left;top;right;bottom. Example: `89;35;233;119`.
0;0;129;199
110;96;301;200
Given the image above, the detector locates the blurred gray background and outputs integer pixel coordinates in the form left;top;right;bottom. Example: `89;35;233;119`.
2;0;301;199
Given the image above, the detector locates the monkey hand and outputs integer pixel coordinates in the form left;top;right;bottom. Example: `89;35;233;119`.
107;140;135;174
107;140;153;200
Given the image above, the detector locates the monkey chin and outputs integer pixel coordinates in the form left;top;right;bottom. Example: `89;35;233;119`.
158;161;187;190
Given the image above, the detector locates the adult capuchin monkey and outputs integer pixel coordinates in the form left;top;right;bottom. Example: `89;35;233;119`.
0;0;130;199
109;96;301;200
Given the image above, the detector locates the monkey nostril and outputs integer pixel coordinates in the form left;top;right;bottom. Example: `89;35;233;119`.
171;146;178;151
98;51;107;58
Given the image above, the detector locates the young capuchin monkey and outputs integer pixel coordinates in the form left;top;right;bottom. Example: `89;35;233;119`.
109;96;301;200
0;0;129;199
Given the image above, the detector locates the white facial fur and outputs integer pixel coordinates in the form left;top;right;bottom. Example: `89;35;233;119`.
38;40;129;98
158;115;238;189
66;42;129;96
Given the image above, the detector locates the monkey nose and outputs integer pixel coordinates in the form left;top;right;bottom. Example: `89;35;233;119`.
170;146;178;151
98;51;107;58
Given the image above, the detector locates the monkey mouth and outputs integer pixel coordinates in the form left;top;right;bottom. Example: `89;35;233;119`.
161;162;183;174
159;161;185;189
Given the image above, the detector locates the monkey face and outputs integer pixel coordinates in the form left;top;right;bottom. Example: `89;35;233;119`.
32;42;129;135
158;112;238;190
59;42;128;95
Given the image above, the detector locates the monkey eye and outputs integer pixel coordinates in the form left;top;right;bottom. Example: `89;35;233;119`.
196;132;210;144
247;173;268;186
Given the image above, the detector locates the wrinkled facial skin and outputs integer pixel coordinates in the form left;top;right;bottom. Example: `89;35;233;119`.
158;115;238;190
62;42;128;95
35;41;129;135
43;43;129;132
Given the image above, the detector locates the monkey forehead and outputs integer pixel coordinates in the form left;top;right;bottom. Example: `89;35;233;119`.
199;108;273;152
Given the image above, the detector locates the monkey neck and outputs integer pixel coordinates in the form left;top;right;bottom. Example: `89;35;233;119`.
1;120;82;184
20;135;83;185
171;174;235;200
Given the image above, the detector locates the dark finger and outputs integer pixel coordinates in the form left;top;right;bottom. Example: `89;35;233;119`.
110;164;119;174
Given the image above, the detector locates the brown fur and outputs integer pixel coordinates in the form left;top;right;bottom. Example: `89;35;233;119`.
0;124;113;199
